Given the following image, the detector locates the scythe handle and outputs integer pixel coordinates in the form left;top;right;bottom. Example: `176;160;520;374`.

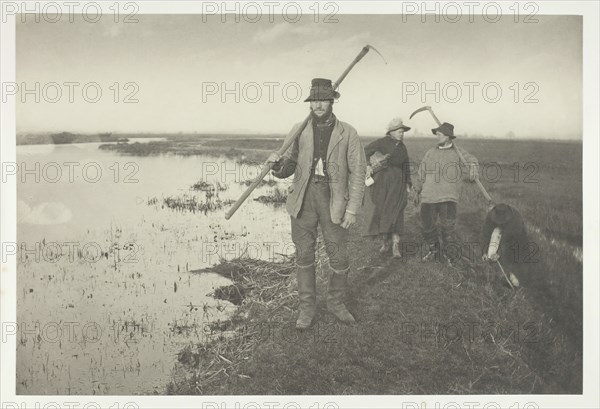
428;108;442;126
452;142;494;203
333;45;370;89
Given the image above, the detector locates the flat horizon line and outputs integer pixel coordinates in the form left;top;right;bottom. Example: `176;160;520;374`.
15;131;583;142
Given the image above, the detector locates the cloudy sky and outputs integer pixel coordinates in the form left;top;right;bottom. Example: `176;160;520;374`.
16;14;582;139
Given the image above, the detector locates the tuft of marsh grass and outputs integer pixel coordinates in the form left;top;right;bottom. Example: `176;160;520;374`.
253;187;287;205
191;180;228;192
147;193;233;215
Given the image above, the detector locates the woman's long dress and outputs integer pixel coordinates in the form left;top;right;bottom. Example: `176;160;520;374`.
363;135;412;236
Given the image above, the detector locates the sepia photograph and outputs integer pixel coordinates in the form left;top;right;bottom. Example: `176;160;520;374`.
1;1;598;408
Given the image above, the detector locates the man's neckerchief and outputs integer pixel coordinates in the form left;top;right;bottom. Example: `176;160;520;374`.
312;112;336;176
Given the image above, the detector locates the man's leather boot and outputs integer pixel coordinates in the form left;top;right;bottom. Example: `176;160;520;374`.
326;270;356;324
379;234;391;254
295;264;317;330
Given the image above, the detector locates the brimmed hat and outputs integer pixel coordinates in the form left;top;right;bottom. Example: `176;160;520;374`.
487;203;514;226
386;117;411;134
304;78;340;102
432;122;455;139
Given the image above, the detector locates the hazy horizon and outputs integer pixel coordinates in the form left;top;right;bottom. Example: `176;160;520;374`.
16;14;582;140
16;130;582;142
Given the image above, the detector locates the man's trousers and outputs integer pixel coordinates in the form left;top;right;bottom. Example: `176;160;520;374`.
291;177;349;272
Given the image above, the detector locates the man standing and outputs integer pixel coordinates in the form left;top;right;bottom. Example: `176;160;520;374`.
267;78;366;329
413;122;479;264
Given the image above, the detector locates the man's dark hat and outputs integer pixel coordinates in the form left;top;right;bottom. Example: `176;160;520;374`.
304;78;340;102
432;122;455;139
488;203;514;225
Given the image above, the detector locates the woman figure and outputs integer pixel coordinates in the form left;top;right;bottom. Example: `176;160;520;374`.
363;117;412;258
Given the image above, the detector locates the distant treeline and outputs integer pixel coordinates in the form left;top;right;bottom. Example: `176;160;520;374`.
16;132;125;145
18;132;580;146
16;132;289;146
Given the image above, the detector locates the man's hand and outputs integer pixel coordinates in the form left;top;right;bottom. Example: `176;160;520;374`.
267;151;284;177
266;152;281;165
482;253;500;262
340;211;356;229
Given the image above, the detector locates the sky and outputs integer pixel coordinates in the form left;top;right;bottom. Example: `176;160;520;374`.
16;14;582;139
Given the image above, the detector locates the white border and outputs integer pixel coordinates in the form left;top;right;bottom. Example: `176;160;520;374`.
1;1;598;408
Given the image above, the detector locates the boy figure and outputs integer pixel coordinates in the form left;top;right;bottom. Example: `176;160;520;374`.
267;78;366;329
413;122;479;264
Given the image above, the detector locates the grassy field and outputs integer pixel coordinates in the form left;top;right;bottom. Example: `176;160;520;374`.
161;135;582;394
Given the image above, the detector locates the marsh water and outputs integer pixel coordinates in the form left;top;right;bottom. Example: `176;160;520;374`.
16;140;290;394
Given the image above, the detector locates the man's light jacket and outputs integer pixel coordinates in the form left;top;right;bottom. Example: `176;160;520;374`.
279;118;367;224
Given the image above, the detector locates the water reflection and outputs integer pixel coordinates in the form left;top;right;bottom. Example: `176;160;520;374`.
16;142;290;394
